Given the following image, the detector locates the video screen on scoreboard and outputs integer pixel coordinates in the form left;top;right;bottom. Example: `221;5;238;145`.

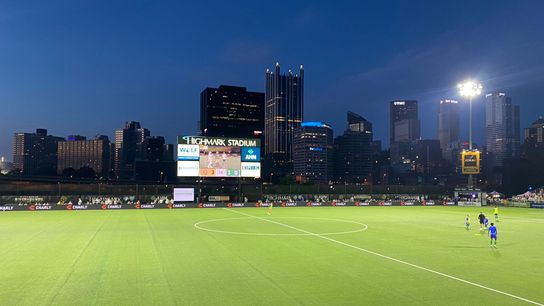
177;136;261;178
199;146;241;177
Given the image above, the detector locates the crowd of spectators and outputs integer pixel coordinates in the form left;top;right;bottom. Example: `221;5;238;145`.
512;189;544;203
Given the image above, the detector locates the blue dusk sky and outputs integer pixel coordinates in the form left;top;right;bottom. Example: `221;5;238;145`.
1;1;544;158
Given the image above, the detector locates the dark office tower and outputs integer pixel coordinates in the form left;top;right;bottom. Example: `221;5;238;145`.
390;100;420;144
136;127;150;160
134;136;176;181
57;135;110;177
511;103;521;158
371;140;390;185
520;117;544;162
413;139;442;178
143;136;166;161
200;85;264;138
114;121;149;178
371;140;382;155
293;122;333;183
438;99;460;150
163;144;174;162
137;128;150;143
12;129;64;175
485;92;521;167
334;112;373;183
265;62;304;178
524;117;544;149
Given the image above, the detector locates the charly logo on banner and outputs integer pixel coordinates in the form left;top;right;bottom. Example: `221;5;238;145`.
227;203;245;208
167;203;189;209
198;203;217;208
135;203;155;209
306;202;322;207
355;202;371;206
101;204;123;210
66;204;88;210
281;202;298;207
28;205;52;211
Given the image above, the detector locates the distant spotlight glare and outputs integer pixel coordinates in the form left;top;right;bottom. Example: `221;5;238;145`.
458;81;483;97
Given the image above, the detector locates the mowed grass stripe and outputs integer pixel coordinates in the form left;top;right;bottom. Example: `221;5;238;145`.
1;207;543;305
224;208;544;306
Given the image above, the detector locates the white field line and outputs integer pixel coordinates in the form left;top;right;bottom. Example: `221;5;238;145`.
194;216;368;236
223;208;543;306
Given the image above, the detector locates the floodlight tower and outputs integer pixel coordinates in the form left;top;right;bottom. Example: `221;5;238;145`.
458;80;482;189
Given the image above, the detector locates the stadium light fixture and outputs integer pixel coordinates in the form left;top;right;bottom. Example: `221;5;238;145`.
457;81;482;98
458;80;483;189
457;80;482;151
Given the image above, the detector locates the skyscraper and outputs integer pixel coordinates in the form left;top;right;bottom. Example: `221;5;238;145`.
264;62;304;178
521;117;544;160
485;92;520;167
293;122;333;183
412;139;443;178
390;100;420;144
142;136;171;161
438;99;460;151
57;135;111;176
12;129;64;175
200;85;264;138
114;121;149;178
334;112;373;183
134;136;175;182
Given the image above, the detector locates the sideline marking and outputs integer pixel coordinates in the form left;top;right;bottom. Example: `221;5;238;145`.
224;208;543;306
194;216;368;236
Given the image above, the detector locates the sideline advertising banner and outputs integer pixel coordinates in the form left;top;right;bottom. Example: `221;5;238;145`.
1;200;455;211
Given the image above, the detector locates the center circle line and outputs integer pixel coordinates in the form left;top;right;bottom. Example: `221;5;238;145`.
194;216;368;236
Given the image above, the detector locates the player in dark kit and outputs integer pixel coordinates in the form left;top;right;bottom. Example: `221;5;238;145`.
488;223;498;248
478;212;486;232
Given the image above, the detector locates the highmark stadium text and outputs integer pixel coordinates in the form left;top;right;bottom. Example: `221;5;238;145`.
177;136;261;178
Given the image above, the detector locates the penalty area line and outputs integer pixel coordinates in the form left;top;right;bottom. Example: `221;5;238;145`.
223;208;543;306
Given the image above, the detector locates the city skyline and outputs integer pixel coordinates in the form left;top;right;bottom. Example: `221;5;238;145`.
2;1;544;158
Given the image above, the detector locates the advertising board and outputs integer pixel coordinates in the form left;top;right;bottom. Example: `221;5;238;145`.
177;136;260;178
173;188;195;202
462;150;480;175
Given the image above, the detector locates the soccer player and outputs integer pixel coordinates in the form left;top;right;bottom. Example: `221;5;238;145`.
465;214;470;230
478;212;485;231
493;206;500;222
488;222;498;248
221;152;228;167
267;202;273;215
484;217;489;231
207;151;214;168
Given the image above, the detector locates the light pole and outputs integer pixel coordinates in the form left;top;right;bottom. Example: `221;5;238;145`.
457;80;482;189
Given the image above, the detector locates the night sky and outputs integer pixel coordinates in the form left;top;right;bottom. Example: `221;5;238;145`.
1;1;544;158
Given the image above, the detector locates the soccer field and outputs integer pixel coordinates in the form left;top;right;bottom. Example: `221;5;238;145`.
1;207;543;306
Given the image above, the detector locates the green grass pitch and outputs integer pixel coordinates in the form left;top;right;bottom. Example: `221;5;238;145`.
1;206;543;305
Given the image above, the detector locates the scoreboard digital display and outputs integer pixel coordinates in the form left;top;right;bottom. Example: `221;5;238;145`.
177;136;261;178
461;150;480;175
